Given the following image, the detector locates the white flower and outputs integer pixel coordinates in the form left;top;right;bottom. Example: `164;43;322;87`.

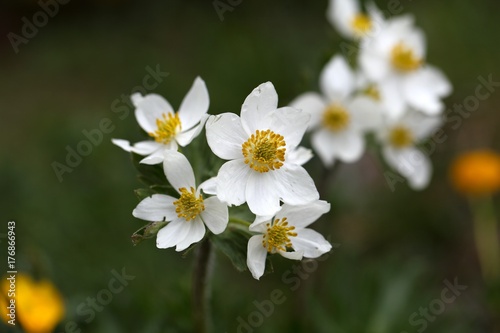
132;150;228;251
112;77;209;164
205;82;319;216
376;109;442;190
359;16;452;118
246;200;332;280
326;0;380;40
291;55;383;166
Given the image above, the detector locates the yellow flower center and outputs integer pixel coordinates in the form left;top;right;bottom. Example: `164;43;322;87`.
389;126;413;148
390;42;422;72
149;112;182;144
174;187;205;221
242;129;286;173
351;14;372;36
364;85;381;101
262;217;297;253
323;104;350;132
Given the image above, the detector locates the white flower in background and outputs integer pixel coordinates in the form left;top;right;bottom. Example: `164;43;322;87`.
246;200;332;280
112;77;209;164
359;16;452;118
205;82;319;216
376;109;442;190
291;54;383;166
132;150;228;251
326;0;380;40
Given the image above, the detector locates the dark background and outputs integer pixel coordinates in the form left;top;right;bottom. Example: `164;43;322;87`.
1;0;499;332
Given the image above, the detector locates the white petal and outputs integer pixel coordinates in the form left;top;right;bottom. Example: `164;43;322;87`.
162;150;196;192
140;150;165;165
132;141;163;155
176;114;208;147
311;129;337;167
347;95;384;131
399;111;443;141
178;77;210;130
359;49;391;82
249;216;273;232
156;219;190;249
247;235;268;280
312;128;365;164
289;92;327;129
131;93;143;106
292;229;332;258
175;218;206;251
279;250;303;260
200;197;228;235
320;55;356;101
379;78;406;119
273;165;319;206
133;194;177;222
383;146;431;190
112;139;162;156
269;107;310;149
241;82;278;134
287;147;313;166
326;0;359;39
205;114;247;160
245;172;281;216
135;94;174;133
216;159;251;206
112;138;134;152
404;66;452;115
275;200;330;229
199;177;217;195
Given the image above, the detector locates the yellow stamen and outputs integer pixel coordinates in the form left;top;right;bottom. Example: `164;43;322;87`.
322;104;350;132
390;42;422;72
242;129;286;173
149;112;181;144
389;126;413;148
174;187;205;221
262;217;297;253
351;14;372;36
364;85;381;101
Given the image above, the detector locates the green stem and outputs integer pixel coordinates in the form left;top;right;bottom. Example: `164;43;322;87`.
192;238;214;333
471;196;500;283
228;217;251;228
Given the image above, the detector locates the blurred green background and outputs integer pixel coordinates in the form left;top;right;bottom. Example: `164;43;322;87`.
1;0;500;332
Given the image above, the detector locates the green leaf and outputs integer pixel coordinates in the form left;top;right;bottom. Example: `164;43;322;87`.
131;152;168;187
210;225;273;275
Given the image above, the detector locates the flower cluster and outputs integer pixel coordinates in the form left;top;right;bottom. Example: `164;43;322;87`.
292;0;452;189
114;78;332;280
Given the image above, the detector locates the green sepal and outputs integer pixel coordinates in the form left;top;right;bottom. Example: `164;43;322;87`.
131;221;167;246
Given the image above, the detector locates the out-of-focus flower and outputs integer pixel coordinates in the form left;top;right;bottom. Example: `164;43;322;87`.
376;109;442;189
450;150;500;196
112;77;209;164
133;150;228;251
326;0;381;40
205;82;319;216
1;274;64;333
291;55;383;166
246;200;332;280
359;16;452;118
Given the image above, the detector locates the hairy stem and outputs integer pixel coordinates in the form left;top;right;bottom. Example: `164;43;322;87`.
192;238;214;333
